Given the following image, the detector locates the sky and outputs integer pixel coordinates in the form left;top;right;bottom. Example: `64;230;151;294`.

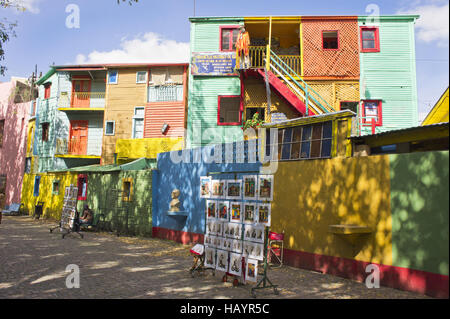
1;0;448;123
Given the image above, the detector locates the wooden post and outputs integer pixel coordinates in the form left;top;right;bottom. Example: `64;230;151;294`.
266;17;272;70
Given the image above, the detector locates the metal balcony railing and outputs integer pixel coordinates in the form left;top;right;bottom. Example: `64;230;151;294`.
148;84;183;103
58;92;106;108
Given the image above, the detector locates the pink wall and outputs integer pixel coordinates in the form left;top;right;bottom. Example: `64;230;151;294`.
0;80;31;207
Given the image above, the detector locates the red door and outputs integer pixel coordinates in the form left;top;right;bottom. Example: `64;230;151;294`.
69;120;88;155
71;80;91;108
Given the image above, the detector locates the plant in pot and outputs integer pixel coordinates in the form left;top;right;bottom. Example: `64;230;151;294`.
242;112;264;139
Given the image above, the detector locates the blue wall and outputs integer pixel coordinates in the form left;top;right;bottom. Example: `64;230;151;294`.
152;141;263;236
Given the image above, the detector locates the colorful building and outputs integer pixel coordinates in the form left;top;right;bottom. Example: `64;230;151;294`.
186;15;419;147
101;63;188;164
422;87;449;126
0;78;35;209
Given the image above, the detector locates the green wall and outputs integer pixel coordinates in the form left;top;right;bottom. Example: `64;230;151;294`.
359;16;419;135
390;151;449;275
78;169;153;236
187;18;244;148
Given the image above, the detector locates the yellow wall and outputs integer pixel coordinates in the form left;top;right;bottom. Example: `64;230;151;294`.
102;67;148;164
115;137;184;162
271;155;392;265
21;172;78;220
306;80;360;111
26;120;35;157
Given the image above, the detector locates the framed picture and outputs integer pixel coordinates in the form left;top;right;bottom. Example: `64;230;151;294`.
206;200;217;220
211;180;225;198
229;252;243;276
215;221;224;237
64;186;70;198
230;202;243;223
246;258;258;283
257;203;271;227
221;238;233;251
206;220;215;235
231;239;243;254
243;242;264;261
205;247;216;268
244;224;265;243
258;175;273;201
218;201;229;221
200;176;212;198
226;179;242;200
243;175;258;200
243;202;257;224
213;236;222;248
226;222;242;240
204;234;215;248
216;249;229;272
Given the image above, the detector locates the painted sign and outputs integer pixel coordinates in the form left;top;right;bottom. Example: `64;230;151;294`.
191;52;237;76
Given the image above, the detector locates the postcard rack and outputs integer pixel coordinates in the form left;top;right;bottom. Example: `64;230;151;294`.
200;170;278;297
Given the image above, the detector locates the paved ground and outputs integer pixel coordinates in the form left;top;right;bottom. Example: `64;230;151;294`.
0;216;430;299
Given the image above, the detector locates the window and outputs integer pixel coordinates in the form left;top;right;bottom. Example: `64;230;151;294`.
108;70;118;84
360;27;380;52
362;100;382;126
322;31;339;50
44;83;51;99
132;107;145;139
266;121;333;161
0;119;4;148
105;121;115;136
41;122;49;142
218;96;242;125
24;158;31;173
77;174;88;201
340;101;359;114
136;71;147;84
122;178;133;202
220;26;240;51
33;175;41;197
52;180;60;195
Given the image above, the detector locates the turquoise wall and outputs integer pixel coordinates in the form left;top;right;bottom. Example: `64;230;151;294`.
359;16;418;135
187;18;244;148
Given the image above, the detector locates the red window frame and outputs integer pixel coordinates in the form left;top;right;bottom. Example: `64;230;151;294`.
217;95;243;126
322;30;339;51
44;83;51;99
219;26;241;52
361;100;382;126
360;27;380;52
77;174;88;201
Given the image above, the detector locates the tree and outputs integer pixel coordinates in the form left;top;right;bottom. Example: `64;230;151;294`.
1;1;24;76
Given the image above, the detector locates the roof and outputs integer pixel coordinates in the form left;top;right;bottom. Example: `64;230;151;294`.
262;110;356;129
350;122;449;148
189;15;419;22
36;68;56;85
422;87;449;126
48;158;156;174
52;63;188;70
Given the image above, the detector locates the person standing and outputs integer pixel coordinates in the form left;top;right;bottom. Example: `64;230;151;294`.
236;26;250;70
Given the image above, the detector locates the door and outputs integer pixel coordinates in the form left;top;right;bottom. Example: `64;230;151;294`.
71;80;91;108
69;120;88;155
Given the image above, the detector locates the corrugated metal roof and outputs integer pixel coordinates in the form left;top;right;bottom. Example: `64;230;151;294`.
262;110;356;128
48;158;155;174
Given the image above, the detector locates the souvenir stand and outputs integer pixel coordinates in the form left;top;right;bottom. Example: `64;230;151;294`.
199;171;279;296
50;185;83;239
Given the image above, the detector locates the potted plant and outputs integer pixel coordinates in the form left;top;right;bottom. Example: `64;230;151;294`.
242;112;264;140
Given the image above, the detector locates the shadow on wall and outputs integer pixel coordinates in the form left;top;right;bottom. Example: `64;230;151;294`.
390;151;449;277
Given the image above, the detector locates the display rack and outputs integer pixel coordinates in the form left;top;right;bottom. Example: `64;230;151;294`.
199;170;279;296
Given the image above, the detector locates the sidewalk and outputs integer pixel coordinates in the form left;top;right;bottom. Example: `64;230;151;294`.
0;216;430;299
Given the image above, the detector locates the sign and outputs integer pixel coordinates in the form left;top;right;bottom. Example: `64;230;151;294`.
270;112;287;123
191;52;238;76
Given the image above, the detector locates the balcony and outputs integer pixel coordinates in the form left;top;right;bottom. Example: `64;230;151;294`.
249;46;301;77
58;91;106;110
55;138;100;159
148;84;183;103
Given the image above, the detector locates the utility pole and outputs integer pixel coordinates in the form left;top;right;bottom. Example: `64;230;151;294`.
193;0;196;17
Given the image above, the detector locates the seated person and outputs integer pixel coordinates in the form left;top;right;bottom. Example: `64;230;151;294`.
79;204;93;225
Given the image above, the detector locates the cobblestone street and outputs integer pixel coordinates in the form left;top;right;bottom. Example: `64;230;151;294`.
0;216;431;299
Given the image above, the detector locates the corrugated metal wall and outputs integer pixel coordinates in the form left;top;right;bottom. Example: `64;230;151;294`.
187;19;244;148
144;101;185;138
359;17;418;134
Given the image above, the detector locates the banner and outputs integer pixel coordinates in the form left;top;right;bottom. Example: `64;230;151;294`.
191;52;238;76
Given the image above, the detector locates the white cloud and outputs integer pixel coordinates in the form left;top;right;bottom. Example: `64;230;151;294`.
398;1;449;46
75;32;190;64
7;0;41;14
